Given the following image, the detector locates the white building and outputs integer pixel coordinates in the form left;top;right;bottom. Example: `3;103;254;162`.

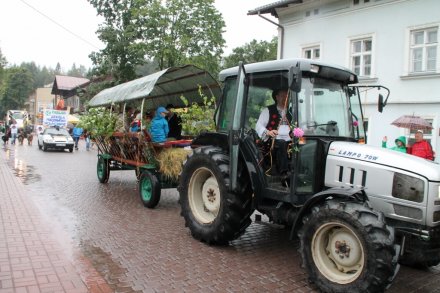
250;0;440;160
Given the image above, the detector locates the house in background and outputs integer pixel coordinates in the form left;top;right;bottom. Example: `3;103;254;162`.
250;0;440;160
51;75;90;113
27;84;56;125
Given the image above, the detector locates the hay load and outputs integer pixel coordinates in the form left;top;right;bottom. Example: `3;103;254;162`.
157;148;192;181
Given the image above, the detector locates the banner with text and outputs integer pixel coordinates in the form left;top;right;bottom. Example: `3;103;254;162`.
43;109;68;127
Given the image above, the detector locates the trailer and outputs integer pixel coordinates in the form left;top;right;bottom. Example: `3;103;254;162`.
87;64;221;208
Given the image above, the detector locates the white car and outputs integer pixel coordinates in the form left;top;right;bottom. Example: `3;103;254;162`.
38;127;74;152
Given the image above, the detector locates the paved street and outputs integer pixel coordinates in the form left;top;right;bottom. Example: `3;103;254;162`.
1;139;440;292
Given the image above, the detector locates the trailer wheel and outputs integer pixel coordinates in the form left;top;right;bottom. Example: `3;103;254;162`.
97;157;110;183
138;171;161;209
178;146;253;244
298;200;398;293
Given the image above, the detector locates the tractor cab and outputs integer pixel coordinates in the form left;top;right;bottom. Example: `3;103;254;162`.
215;59;374;204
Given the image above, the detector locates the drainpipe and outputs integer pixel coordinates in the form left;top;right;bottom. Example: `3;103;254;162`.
258;12;284;59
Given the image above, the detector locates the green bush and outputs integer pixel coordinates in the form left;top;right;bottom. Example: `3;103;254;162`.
180;88;216;136
77;107;117;138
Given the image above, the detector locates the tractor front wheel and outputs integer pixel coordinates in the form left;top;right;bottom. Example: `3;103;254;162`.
298;200;399;293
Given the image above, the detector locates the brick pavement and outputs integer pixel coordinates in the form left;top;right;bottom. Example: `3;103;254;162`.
2;141;440;292
0;148;111;293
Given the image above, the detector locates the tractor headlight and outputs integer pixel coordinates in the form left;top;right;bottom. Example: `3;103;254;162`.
392;173;424;203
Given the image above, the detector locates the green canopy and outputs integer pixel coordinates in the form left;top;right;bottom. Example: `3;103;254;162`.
88;64;221;109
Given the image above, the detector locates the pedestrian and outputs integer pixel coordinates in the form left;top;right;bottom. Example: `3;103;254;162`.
72;125;83;150
407;130;434;160
84;129;91;151
10;119;18;145
382;136;407;153
149;106;169;143
165;104;182;140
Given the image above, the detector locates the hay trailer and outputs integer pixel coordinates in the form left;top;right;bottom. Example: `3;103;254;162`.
88;65;221;208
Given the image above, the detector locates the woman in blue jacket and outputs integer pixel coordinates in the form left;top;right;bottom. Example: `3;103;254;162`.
149;107;169;143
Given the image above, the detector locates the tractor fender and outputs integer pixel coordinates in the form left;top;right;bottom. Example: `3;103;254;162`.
289;186;368;240
191;132;229;151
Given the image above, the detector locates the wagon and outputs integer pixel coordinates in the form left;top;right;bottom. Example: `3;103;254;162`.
87;65;221;208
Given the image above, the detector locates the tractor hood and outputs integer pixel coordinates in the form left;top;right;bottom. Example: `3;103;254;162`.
328;141;440;181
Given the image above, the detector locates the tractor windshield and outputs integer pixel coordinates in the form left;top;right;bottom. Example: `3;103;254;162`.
298;77;352;138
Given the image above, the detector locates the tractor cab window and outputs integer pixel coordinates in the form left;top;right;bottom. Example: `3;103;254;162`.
297;77;352;138
218;71;289;132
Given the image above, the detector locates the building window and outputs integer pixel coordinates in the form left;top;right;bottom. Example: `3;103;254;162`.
350;38;372;77
410;27;438;73
303;46;321;60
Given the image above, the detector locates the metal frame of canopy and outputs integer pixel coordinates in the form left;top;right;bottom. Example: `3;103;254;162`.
89;64;221;123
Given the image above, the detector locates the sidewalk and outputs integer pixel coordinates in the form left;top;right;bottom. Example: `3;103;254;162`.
0;148;111;293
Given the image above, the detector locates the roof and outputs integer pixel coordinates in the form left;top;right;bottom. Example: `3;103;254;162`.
88;64;221;109
52;75;90;95
248;0;302;17
219;58;357;84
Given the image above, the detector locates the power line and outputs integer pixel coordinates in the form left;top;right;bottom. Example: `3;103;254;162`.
19;0;101;50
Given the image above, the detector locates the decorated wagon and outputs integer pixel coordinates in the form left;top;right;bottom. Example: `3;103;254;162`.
86;65;221;208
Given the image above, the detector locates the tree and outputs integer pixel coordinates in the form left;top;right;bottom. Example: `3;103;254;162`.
87;0;225;82
0;48;7;82
0;67;34;117
222;37;278;69
67;63;88;77
139;0;225;76
88;0;150;82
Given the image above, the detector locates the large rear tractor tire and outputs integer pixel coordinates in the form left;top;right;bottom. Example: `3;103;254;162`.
138;171;161;209
298;200;399;293
97;157;110;183
178;146;253;244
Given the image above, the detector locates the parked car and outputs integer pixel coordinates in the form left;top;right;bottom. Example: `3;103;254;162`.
37;127;74;152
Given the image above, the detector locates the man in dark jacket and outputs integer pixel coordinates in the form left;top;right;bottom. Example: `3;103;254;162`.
166;104;182;140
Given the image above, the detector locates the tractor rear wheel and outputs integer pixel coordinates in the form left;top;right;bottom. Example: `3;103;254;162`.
298;200;399;293
179;146;253;244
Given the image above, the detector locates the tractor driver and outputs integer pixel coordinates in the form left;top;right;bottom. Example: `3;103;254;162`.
255;88;292;184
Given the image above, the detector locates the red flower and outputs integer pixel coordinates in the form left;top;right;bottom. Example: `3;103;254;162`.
268;127;273;130
270;121;275;125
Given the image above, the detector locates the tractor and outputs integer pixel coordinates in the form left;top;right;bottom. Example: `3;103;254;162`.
178;59;440;292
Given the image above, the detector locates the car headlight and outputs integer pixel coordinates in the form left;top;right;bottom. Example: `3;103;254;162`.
44;136;54;143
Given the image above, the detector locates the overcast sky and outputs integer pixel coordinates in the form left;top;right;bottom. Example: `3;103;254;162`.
0;0;277;71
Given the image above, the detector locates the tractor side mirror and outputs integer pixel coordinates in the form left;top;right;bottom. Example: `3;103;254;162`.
289;65;302;93
378;94;384;113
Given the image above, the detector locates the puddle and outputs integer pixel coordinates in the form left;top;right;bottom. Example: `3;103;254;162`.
79;241;141;293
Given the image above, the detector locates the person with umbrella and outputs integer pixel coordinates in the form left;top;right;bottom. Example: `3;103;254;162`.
407;130;434;161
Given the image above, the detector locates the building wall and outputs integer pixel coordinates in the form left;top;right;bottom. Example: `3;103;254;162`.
33;87;55;125
277;0;440;160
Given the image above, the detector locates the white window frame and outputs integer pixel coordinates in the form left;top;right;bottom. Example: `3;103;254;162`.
302;44;321;60
347;34;375;78
404;24;439;75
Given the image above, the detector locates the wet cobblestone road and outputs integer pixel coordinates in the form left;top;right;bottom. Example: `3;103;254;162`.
2;141;440;292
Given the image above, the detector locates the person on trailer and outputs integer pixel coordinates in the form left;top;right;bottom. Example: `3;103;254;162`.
165;104;182;140
149;107;169;143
